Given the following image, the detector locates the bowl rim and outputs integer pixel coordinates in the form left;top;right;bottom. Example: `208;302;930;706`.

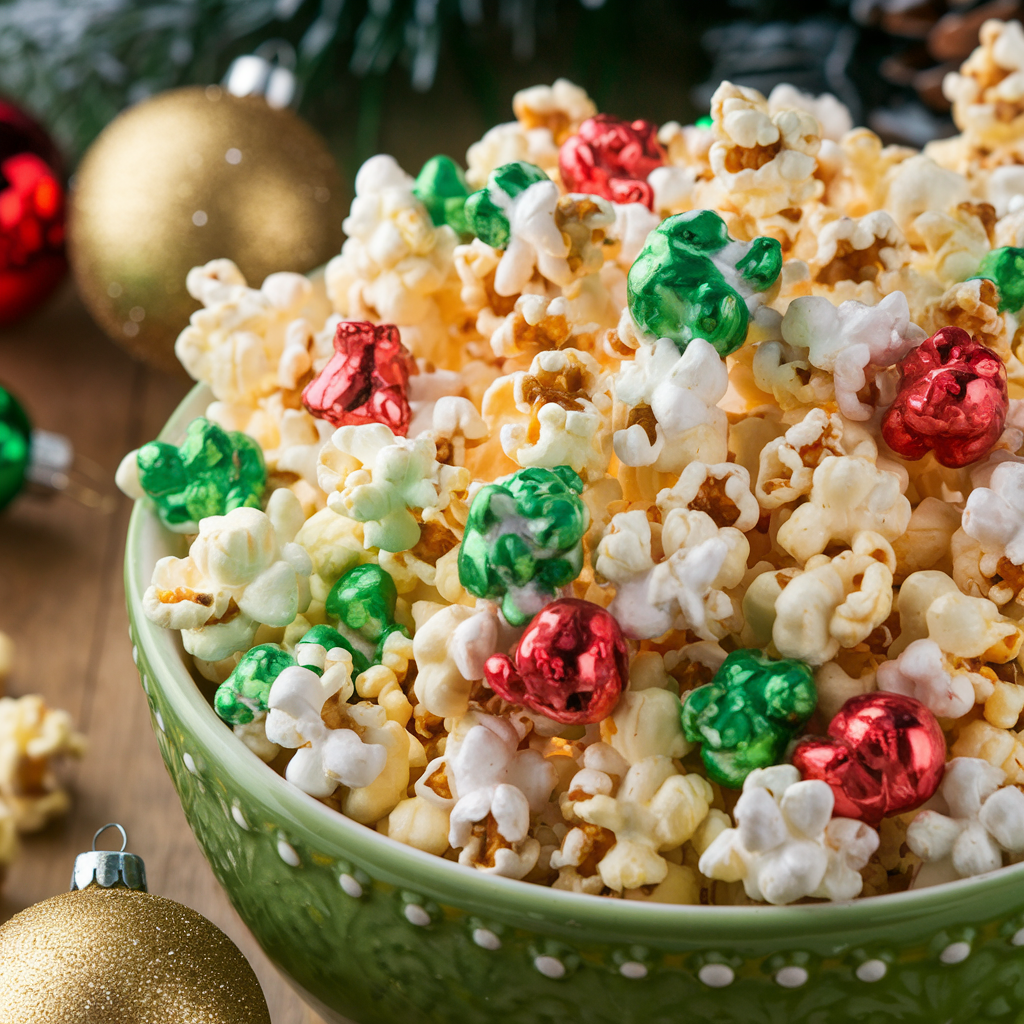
125;381;1024;941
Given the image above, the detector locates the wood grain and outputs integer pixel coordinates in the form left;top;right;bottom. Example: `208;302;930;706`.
0;284;322;1023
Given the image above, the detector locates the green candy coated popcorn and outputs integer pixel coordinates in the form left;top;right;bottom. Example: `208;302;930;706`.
413;155;471;237
136;417;266;531
627;209;782;357
458;465;589;626
214;644;295;725
463;160;550;250
0;384;31;511
681;648;817;788
326;564;403;646
296;623;369;677
970;246;1024;314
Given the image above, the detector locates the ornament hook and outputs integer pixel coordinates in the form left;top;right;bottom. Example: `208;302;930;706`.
92;822;128;853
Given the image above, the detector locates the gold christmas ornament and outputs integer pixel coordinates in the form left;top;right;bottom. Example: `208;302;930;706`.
0;824;270;1023
68;84;345;373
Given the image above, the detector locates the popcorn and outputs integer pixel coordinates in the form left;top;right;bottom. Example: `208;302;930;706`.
776;457;911;564
421;712;557;878
780;290;926;421
325;155;458;366
907;757;1024;880
612;338;729;473
706;82;824;223
143;503;312;662
458;465;588;626
681;649;817;788
596;508;748;642
175;261;316;405
766;532;897;664
877;639;978;720
317;423;469;552
569;756;712;891
627;209;782;357
698;765;879;905
116;417;265;534
266;661;388;799
485;348;612;482
0;695;87;832
963;457;1024;566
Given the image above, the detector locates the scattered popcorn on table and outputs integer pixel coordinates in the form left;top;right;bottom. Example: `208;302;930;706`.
135;50;1024;904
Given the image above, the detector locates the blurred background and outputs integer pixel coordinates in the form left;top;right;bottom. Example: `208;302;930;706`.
0;1;1015;1021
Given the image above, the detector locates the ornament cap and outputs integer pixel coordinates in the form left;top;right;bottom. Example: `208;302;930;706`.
71;823;147;893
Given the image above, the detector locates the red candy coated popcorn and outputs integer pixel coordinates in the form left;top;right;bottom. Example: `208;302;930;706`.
881;326;1008;469
792;692;945;826
559;115;664;210
302;321;415;435
484;598;628;725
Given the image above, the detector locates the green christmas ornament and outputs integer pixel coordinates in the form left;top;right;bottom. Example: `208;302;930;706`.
325;564;408;663
414;155;471;237
118;417;266;533
681;648;817;789
627;209;782;357
458;465;589;627
970;246;1024;314
0;384;31;510
463;160;550;250
214;644;296;726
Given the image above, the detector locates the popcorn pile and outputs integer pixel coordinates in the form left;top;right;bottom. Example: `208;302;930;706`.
0;631;87;885
125;28;1024;905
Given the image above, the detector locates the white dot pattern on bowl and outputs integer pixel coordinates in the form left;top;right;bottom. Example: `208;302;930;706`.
231;804;248;830
856;959;887;983
775;966;809;988
404;904;431;927
277;838;300;867
132;645;139;665
1014;928;1024;947
182;752;197;774
534;956;566;979
619;961;647;980
339;874;363;899
154;710;165;733
940;942;971;965
697;964;734;988
473;928;501;950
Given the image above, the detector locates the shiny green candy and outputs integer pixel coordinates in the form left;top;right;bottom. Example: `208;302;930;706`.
325;564;408;657
0;384;31;511
681;648;817;788
970;246;1024;314
296;623;369;677
214;644;296;725
136;417;265;531
463;161;550;250
458;465;588;627
627;209;782;357
414;155;471;237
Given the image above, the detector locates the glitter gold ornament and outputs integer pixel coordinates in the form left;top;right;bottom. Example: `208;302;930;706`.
0;824;270;1023
68;84;345;374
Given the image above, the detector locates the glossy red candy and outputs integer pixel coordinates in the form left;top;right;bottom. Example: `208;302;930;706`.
881;326;1008;469
559;114;664;210
302;321;415;435
792;692;946;826
484;598;628;725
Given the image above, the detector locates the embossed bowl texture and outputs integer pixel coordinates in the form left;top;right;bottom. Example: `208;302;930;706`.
125;384;1024;1024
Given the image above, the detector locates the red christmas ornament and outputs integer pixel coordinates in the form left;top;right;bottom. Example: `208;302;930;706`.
792;692;946;826
484;598;628;725
881;326;1008;469
302;321;415;435
0;99;66;326
559;114;664;210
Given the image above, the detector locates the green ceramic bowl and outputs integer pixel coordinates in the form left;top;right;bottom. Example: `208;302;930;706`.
126;384;1024;1024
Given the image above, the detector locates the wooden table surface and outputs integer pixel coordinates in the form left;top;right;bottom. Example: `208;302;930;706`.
0;283;323;1023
